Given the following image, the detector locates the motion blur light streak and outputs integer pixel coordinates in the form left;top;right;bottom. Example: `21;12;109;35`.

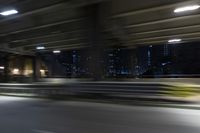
174;5;200;13
0;9;18;16
0;96;29;104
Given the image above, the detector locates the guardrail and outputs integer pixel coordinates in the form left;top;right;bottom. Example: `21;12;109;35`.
0;82;198;103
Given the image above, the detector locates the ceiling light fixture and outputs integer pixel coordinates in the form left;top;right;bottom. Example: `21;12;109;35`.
0;9;18;16
12;68;19;75
174;5;200;13
36;46;45;50
0;66;4;69
168;39;182;43
53;50;61;54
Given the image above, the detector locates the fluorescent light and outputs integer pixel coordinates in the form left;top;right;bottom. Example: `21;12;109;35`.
13;68;19;75
0;66;4;69
174;5;200;13
168;39;182;43
36;46;45;50
40;69;45;73
53;50;61;53
0;9;18;16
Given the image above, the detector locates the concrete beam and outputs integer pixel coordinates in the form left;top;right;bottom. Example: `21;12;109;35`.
31;44;87;51
10;30;84;43
130;24;200;36
25;43;87;50
130;31;200;42
126;14;200;28
112;0;198;18
9;37;85;48
0;18;84;36
126;36;200;46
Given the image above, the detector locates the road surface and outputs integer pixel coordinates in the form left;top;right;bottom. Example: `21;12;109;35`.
0;96;200;133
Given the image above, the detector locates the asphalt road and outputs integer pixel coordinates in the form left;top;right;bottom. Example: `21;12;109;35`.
0;96;200;133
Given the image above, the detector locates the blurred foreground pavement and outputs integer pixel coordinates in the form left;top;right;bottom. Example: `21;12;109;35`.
0;96;200;133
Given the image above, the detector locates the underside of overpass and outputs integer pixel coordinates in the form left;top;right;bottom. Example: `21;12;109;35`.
0;0;199;54
0;0;200;80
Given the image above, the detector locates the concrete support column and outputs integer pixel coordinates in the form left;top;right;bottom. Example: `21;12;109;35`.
85;2;110;80
19;57;25;77
4;55;10;82
32;56;41;81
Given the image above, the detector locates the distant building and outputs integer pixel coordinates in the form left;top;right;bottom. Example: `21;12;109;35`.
105;48;135;77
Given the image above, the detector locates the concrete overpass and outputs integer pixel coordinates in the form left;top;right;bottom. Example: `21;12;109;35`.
0;0;199;53
0;0;200;80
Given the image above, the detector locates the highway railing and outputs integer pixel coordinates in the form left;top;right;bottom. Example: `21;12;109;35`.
0;82;199;103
